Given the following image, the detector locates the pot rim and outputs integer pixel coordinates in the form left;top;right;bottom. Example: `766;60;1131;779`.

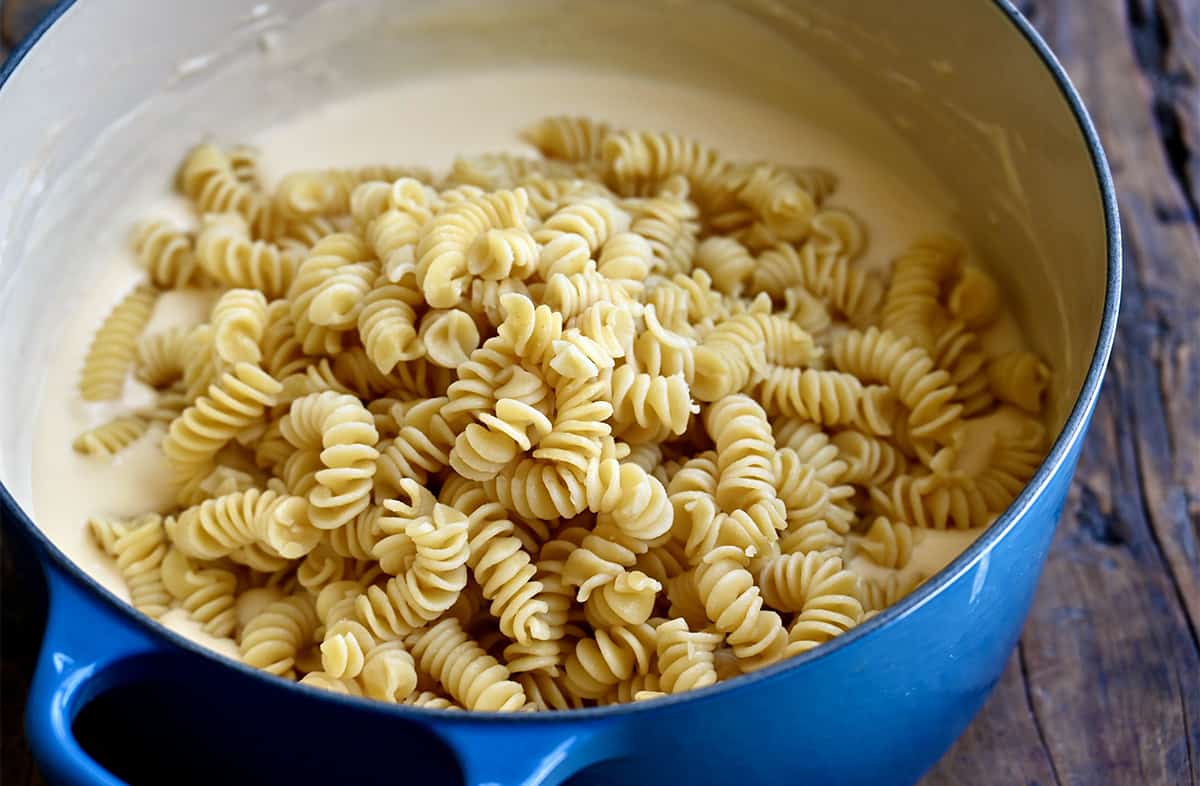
0;0;1121;722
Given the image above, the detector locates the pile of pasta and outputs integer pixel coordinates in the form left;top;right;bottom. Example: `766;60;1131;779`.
76;116;1052;711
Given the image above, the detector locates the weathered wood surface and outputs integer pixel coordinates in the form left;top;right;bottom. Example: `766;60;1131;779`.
1;0;1197;784
0;0;56;60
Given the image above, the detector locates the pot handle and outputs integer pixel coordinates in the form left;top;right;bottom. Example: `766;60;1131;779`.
432;719;629;786
25;561;169;786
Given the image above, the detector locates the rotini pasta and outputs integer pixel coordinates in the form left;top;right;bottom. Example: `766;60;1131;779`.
211;288;269;365
409;618;526;711
988;351;1051;414
78;117;1051;712
179;144;277;239
136;326;192;389
196;213;297;299
74;415;150;457
132;220;203;289
280;391;380;530
80;283;159;401
89;515;171;617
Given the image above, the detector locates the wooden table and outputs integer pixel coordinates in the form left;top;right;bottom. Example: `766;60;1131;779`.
2;0;1198;783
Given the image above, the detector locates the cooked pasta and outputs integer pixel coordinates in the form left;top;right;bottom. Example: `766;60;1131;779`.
211;288;269;365
132;220;203;289
170;487;318;560
522;115;612;162
695;545;788;669
562;622;656;699
947;265;1001;329
880;235;963;353
89;515;171;618
409;618;526;711
856;517;922;569
78;116;1051;711
238;593;320;678
196;213;297;299
280;391;380;530
161;547;239;637
655;618;721;694
74;415;150;457
136;326;192;389
80;283;159;401
988;351;1052;414
418;308;481;368
179;144;277;239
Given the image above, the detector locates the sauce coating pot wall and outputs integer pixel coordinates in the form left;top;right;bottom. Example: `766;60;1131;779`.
0;1;1119;785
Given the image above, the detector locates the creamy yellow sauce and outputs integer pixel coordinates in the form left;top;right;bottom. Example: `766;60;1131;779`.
31;65;1024;655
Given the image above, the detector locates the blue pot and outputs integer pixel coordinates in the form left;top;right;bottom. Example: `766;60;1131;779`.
0;1;1120;784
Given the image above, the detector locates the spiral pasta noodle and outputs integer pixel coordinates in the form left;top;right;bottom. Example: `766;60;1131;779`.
988;351;1051;414
161;547;239;637
881;235;964;353
857;517;921;569
89;515;171;618
948;265;1001;329
136;326;192;389
281;391;380;530
162;362;280;483
288;233;373;355
756;367;896;436
375;397;456;492
80;283;159;401
239;593;320;678
211;288;269;365
275;166;426;221
439;476;552;644
74;415;150;457
583;570;662;628
602;129;731;200
171;487;318;561
934;320;994;415
562;622;657;700
831;327;962;441
416;188;530;308
656;617;722;694
196;213;297;299
179;144;277;239
132;220;202;289
695;545;788;669
409;618;526;711
704;395;778;511
832;429;909;487
628;191;700;276
356;486;470;638
753;242;882;326
780;552;864;657
523;116;612;162
418;308;481;368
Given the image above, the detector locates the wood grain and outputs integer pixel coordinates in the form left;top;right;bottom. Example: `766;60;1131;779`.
1;0;57;52
1;0;1197;784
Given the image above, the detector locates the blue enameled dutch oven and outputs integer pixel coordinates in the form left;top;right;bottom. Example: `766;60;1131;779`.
0;1;1119;784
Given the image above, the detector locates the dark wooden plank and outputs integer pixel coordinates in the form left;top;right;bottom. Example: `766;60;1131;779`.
1;0;58;49
1154;0;1200;217
1051;0;1200;647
